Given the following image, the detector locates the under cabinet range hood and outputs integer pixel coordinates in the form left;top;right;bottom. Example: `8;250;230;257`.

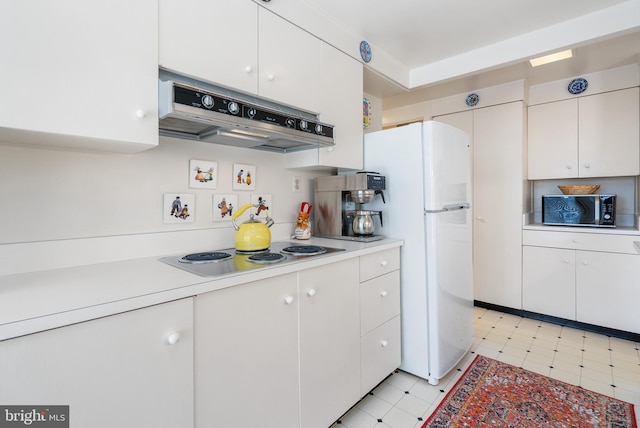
158;78;335;153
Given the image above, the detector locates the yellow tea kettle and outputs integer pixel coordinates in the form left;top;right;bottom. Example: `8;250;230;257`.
232;203;274;252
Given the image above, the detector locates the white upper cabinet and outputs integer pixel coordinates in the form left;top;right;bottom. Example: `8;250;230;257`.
159;1;322;113
159;0;259;95
0;0;159;153
528;87;639;179
285;43;364;169
257;8;322;113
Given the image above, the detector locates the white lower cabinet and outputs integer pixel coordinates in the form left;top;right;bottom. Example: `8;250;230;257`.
522;230;640;333
299;259;360;428
194;273;299;428
195;257;361;428
576;251;640;333
359;249;401;395
0;298;194;428
523;245;576;320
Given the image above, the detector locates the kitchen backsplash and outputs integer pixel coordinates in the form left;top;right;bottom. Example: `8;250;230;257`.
0;137;329;273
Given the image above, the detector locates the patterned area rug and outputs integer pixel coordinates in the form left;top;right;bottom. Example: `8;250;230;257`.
423;355;637;427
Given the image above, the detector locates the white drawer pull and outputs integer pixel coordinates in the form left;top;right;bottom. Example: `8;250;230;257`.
307;289;317;297
582;261;589;266
380;291;388;297
380;340;389;347
166;332;181;345
380;260;388;267
244;65;253;73
284;295;295;305
562;259;570;264
136;109;146;119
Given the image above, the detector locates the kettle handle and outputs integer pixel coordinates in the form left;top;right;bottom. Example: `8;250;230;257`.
231;203;254;230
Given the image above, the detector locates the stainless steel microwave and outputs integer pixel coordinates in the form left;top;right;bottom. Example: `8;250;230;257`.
542;194;616;227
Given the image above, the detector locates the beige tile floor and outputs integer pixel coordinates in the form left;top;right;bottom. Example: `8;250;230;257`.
332;307;640;428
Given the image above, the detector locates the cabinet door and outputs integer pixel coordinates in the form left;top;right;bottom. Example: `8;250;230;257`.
318;44;364;169
299;258;360;428
284;43;364;169
523;246;576;320
579;88;640;177
472;103;525;309
159;0;259;95
0;0;158;153
258;8;322;113
576;251;640;333
528;99;578;179
194;274;299;428
0;299;194;428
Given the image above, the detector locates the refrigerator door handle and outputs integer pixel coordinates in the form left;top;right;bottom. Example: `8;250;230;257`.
425;203;471;214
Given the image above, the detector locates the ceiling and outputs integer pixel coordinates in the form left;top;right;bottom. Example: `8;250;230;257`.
304;0;640;105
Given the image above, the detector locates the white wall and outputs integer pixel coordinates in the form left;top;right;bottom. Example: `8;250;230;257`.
0;138;325;246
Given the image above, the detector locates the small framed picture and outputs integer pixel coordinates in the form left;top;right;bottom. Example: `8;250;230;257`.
189;159;217;189
233;163;256;191
213;194;239;222
250;193;272;218
164;193;195;223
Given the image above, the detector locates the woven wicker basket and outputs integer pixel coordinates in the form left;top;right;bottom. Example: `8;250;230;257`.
558;185;600;195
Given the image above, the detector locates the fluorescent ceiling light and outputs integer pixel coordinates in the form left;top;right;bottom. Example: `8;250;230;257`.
529;49;573;67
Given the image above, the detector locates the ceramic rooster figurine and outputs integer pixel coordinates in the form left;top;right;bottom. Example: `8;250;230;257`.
294;202;312;239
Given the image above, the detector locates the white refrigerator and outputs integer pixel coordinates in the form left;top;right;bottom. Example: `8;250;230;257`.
364;120;474;385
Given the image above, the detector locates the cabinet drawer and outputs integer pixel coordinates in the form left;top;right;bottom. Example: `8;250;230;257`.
360;316;401;395
523;229;640;254
360;248;400;282
360;270;400;335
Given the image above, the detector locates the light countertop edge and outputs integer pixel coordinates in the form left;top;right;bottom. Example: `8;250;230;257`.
0;238;403;341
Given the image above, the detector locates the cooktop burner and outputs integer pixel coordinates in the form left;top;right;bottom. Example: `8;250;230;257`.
179;251;233;263
160;242;345;277
280;245;327;256
247;253;287;264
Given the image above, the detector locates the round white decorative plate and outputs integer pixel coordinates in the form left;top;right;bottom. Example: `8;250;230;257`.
568;78;588;94
360;40;372;63
466;93;479;107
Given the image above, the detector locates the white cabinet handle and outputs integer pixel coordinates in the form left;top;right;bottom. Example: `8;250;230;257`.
326;147;333;152
380;260;388;267
380;290;388;297
566;164;573;169
307;289;317;297
380;340;389;347
136;109;146;119
166;332;181;345
562;259;570;264
244;65;253;73
267;73;275;81
284;295;295;305
475;216;485;221
572;239;579;244
584;164;591;169
582;261;589;266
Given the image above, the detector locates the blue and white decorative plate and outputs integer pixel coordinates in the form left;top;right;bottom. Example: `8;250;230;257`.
568;78;588;95
360;40;372;63
466;93;479;107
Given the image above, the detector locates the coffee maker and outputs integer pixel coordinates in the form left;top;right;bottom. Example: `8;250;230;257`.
314;172;385;242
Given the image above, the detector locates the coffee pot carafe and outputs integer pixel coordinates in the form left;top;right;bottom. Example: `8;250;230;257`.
352;210;383;236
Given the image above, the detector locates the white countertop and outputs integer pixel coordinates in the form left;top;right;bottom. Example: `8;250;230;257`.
0;238;403;341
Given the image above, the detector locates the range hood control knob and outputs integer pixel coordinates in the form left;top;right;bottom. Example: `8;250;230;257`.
202;94;214;109
228;101;240;115
247;107;257;118
285;118;295;128
315;124;323;134
300;120;308;130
